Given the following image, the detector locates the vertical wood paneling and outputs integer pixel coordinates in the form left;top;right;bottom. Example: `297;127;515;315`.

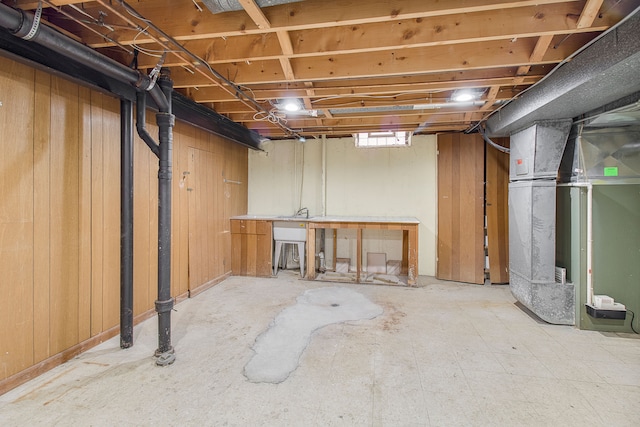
101;99;121;330
206;149;216;280
188;147;202;286
486;138;510;284
134;127;151;314
437;134;453;280
90;93;105;336
0;58;35;376
78;87;93;342
176;125;190;297
49;77;80;354
33;70;52;363
147;122;159;309
437;133;485;284
0;55;249;388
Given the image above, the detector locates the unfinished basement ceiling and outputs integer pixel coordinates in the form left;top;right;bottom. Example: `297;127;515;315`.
4;0;638;139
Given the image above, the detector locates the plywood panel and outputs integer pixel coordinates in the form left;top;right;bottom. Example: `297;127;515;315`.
90;92;105;336
78;87;93;342
146;121;159;310
188;147;202;287
206;149;216;280
0;55;250;388
134;120;152;315
49;76;80;354
33;70;52;363
437;134;453;280
486;138;510;284
437;133;485;284
176;128;191;297
0;57;35;376
101;98;121;330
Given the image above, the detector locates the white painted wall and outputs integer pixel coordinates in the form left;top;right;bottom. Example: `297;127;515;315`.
248;135;437;276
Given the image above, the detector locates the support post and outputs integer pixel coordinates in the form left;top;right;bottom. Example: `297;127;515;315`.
154;68;176;366
120;99;134;349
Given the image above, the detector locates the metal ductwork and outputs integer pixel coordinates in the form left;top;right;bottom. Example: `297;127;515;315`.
486;8;640;137
202;0;305;13
508;120;574;325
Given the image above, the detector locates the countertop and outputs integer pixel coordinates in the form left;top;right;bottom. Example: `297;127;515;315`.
231;215;420;224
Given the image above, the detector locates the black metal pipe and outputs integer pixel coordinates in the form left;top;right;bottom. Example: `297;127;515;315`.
136;91;160;158
120;99;134;349
0;3;169;111
154;68;176;366
0;5;263;149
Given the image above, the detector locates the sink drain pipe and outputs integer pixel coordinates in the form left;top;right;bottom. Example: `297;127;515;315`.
154;70;176;366
120;99;134;349
0;3;175;365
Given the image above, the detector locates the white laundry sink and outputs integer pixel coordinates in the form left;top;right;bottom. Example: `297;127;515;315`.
273;221;307;242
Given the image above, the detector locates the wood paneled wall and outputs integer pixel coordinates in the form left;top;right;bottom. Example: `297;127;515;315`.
485;139;510;284
436;133;486;284
0;56;248;392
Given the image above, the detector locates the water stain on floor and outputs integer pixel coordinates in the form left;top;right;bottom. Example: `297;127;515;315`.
243;287;383;383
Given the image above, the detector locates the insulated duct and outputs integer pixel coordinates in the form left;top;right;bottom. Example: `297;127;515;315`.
202;0;305;13
508;120;575;325
486;8;640;137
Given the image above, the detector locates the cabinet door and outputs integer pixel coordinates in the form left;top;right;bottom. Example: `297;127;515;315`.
231;219;272;277
255;221;272;277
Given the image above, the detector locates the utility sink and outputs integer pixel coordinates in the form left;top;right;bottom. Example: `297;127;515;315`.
273;221;307;242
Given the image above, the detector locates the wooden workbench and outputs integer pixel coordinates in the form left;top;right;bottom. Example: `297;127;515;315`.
305;216;419;286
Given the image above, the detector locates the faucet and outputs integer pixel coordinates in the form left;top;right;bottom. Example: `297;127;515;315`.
295;207;309;218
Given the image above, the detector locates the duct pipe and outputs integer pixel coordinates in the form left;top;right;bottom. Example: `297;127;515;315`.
0;3;168;111
154;68;176;366
136;91;160;158
120;99;134;349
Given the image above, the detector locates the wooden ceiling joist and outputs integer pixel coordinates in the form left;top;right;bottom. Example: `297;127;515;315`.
7;0;629;139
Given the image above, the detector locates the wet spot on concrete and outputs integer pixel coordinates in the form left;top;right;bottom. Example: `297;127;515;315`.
243;287;383;383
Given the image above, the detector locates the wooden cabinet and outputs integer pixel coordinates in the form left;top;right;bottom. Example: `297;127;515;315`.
231;219;272;277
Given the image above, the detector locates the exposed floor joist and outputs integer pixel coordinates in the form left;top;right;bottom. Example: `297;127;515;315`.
5;0;634;138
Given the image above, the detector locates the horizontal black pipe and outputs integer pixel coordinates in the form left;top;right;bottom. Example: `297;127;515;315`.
0;15;262;150
0;3;168;111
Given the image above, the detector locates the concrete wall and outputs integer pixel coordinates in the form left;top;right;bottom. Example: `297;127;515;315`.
248;135;437;276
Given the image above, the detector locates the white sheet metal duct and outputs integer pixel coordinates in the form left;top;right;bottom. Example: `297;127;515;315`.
202;0;305;13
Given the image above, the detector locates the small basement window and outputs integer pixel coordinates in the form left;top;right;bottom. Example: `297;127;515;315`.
354;131;411;148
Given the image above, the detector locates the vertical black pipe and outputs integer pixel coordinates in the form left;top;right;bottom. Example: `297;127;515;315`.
154;68;176;366
120;99;134;349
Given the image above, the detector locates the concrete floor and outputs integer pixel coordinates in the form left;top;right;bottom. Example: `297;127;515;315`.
1;273;639;426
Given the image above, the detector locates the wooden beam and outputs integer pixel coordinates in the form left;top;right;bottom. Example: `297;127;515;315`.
229;110;484;127
479;86;501;111
169;34;589;86
577;0;605;28
515;34;555;83
214;87;522;114
75;0;581;46
105;3;609;64
276;31;296;80
183;74;541;101
250;123;469;137
238;0;272;29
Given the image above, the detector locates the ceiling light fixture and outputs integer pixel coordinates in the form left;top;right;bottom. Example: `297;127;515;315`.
279;99;303;112
451;89;483;103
